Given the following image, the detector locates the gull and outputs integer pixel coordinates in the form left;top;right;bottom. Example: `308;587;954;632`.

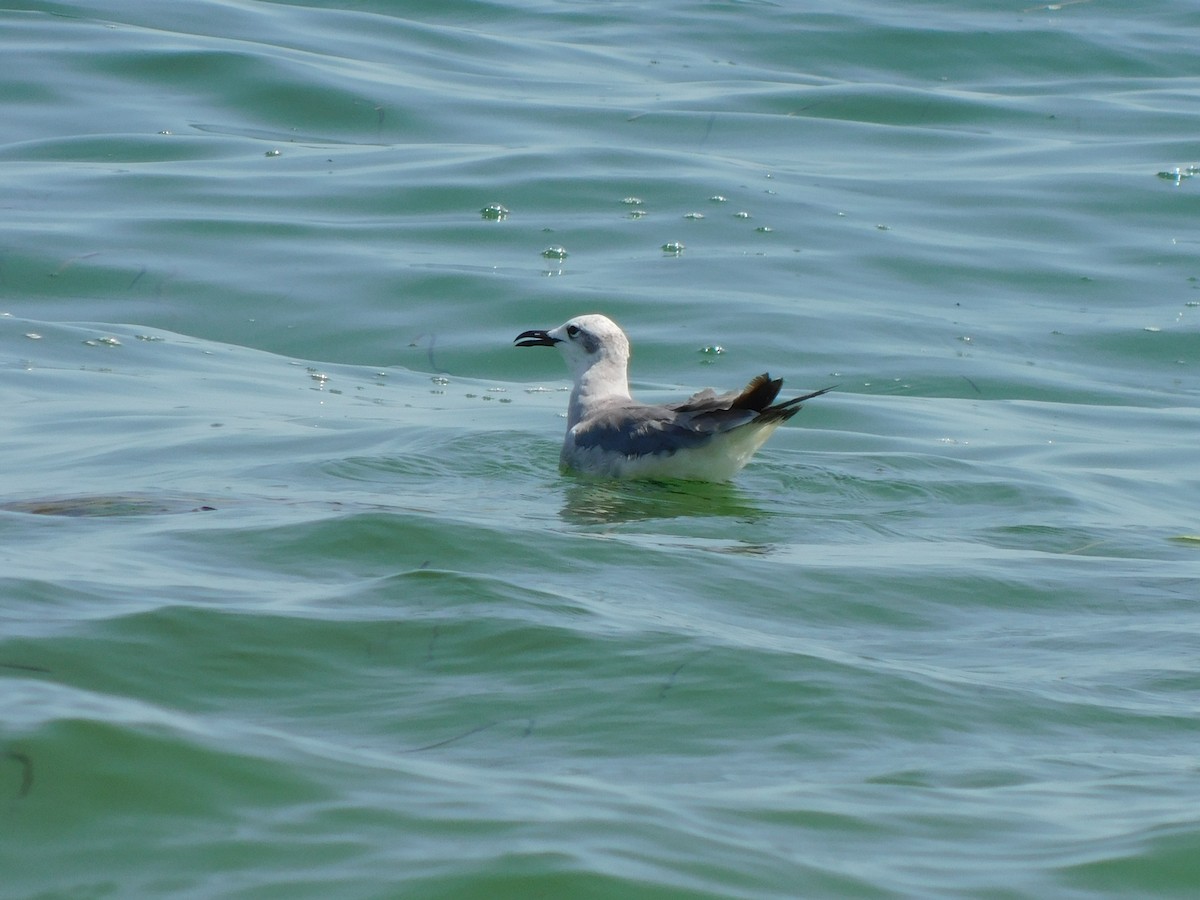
514;313;831;481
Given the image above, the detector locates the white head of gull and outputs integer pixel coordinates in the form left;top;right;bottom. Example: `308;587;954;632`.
515;313;830;481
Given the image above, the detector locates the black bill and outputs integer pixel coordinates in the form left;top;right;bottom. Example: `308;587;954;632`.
514;329;558;348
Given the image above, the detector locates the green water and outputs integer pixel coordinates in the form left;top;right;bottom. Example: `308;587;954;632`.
2;1;1199;897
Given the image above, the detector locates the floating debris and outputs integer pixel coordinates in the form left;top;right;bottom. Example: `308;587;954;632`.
1156;165;1198;185
541;246;568;259
684;212;705;220
733;211;751;219
661;241;685;254
621;197;643;206
265;149;281;157
709;195;728;203
755;225;773;233
480;203;509;220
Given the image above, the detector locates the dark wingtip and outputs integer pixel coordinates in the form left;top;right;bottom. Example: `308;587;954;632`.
730;373;784;412
514;329;558;348
759;384;836;423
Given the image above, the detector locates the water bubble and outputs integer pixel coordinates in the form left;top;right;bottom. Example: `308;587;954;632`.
709;195;727;202
733;211;751;219
684;212;705;220
621;197;643;205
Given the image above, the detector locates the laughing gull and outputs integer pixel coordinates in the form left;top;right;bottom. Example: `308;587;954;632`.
514;313;831;481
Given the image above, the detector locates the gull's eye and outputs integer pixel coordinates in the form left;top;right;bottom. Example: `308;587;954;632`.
566;324;580;339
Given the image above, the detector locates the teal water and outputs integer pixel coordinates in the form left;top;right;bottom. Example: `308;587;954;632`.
2;1;1199;897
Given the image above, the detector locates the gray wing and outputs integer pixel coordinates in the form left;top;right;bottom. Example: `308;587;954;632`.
571;375;828;459
571;402;758;457
675;373;783;414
